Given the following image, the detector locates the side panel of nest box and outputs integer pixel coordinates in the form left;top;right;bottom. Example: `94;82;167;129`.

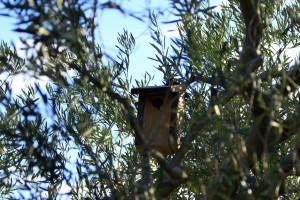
135;90;185;155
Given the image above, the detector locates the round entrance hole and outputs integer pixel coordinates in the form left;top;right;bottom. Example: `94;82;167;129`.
152;98;163;109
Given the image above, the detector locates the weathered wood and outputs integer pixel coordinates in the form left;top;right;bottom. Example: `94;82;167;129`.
131;85;186;155
131;85;186;94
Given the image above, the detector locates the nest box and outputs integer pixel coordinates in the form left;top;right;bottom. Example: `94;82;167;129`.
131;85;186;155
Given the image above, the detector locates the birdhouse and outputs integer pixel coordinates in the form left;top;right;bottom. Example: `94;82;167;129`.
131;85;186;155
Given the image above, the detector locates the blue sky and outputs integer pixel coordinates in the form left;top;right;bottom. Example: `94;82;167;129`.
0;0;178;87
0;0;231;93
0;17;18;42
0;0;299;94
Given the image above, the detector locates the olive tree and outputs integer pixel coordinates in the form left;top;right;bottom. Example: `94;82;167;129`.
0;0;299;199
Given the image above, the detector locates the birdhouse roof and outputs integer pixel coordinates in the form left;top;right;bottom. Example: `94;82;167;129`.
131;85;186;94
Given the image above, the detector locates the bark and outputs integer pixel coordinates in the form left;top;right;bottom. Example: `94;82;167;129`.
252;149;300;199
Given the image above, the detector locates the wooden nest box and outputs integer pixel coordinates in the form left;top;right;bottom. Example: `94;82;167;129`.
131;85;186;155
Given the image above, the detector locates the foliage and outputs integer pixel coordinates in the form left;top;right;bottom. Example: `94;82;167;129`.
0;0;299;199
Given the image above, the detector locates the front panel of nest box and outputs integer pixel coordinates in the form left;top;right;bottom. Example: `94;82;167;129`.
142;93;173;152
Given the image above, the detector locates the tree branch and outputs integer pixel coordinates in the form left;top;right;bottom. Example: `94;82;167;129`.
252;148;300;199
151;151;188;197
238;0;264;75
69;62;145;145
204;1;268;198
